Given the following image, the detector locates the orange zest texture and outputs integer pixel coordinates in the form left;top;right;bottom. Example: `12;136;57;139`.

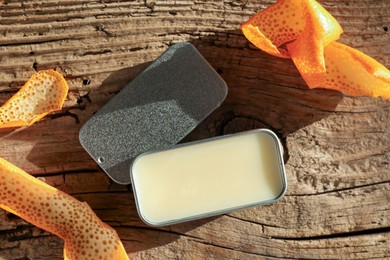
241;0;390;98
0;157;129;260
0;69;68;128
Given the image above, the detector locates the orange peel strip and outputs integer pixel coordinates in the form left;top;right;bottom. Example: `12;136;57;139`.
241;0;306;58
323;42;390;98
286;0;343;87
241;0;390;98
0;157;129;260
0;69;68;128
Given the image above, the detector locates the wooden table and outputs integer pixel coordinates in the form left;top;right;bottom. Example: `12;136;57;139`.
1;0;389;259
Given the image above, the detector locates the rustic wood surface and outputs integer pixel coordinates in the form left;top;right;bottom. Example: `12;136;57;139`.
0;0;389;259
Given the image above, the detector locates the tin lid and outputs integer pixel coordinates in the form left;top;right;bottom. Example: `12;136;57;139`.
79;42;228;184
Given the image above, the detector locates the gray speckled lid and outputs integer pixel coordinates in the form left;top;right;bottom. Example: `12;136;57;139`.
79;42;228;184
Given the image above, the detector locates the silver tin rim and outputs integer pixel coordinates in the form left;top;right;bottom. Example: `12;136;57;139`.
130;128;287;227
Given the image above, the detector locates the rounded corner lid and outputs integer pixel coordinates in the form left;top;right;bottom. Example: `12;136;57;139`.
79;42;228;184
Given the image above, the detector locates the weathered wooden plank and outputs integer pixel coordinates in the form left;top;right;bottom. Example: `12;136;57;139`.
1;170;388;258
0;0;389;259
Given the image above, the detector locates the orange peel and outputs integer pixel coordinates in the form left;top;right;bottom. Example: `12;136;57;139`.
241;0;390;98
240;0;306;58
0;157;129;260
323;42;390;98
286;0;343;87
0;69;68;128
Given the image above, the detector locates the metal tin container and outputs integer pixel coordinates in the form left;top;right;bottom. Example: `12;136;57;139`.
130;129;287;226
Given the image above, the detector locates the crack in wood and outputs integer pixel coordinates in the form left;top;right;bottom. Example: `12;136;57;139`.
270;227;390;241
0;37;77;47
71;190;129;197
226;214;285;229
118;224;205;242
79;49;113;56
287;180;390;197
32;169;100;179
0;225;36;236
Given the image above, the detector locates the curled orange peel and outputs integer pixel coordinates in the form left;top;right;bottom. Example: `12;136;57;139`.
241;0;390;98
0;157;129;260
323;42;390;98
286;0;343;87
0;69;68;128
241;0;306;58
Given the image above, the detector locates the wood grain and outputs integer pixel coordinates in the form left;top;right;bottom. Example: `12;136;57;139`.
0;0;389;259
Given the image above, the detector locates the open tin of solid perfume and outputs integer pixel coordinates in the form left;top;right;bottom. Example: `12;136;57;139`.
79;42;228;184
130;129;287;226
79;42;287;226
